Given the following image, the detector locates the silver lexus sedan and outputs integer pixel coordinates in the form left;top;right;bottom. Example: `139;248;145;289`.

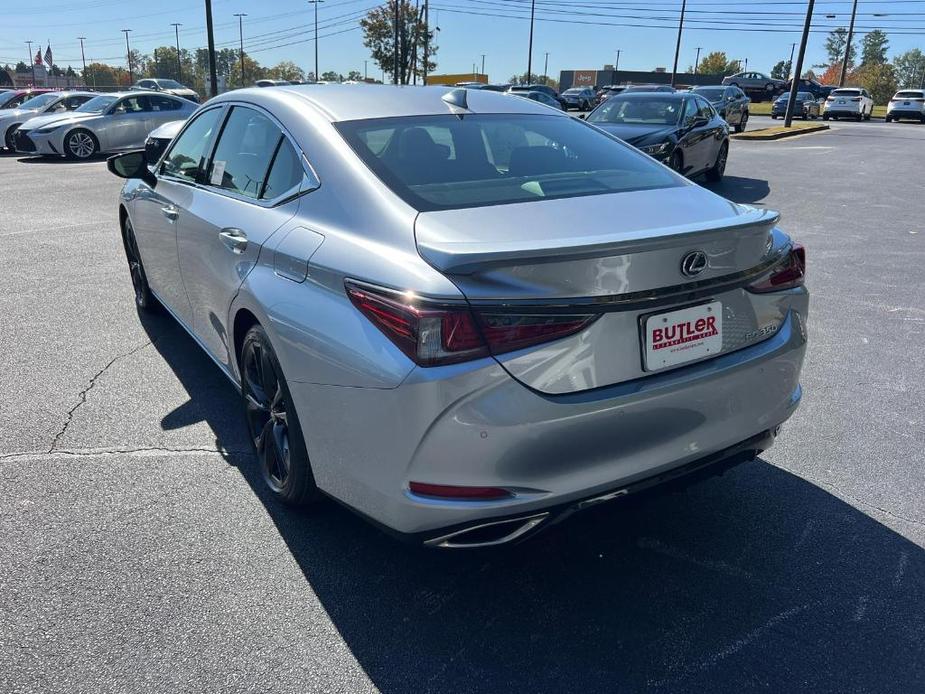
0;90;96;151
14;91;196;159
107;85;808;548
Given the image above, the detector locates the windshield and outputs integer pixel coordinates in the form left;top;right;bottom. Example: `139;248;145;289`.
18;93;61;110
587;97;682;126
563;88;584;95
156;79;184;89
831;89;860;96
336;114;679;212
77;95;118;113
694;88;726;100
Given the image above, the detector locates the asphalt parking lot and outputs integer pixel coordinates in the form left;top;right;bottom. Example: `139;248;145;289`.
2;119;924;693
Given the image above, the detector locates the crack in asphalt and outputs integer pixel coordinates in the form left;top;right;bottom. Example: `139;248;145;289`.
0;446;253;462
46;337;160;455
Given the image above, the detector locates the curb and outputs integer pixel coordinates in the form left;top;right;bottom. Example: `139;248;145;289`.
732;124;830;141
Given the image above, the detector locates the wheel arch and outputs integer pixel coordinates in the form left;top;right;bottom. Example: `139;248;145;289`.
232;307;261;378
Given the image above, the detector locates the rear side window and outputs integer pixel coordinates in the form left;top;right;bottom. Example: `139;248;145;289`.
206;106;280;199
161;107;223;182
336;113;679;212
115;95;150;113
261;137;304;200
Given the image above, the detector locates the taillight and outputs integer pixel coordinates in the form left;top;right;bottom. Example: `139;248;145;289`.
748;243;805;293
346;282;598;366
850;97;861;102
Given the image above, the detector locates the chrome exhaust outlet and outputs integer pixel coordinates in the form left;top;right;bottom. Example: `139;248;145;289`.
424;513;550;549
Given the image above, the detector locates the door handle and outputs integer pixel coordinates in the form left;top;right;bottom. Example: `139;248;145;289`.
161;205;178;221
219;228;248;254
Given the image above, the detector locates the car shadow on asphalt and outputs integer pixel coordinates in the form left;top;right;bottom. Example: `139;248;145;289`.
137;294;924;693
15;155;106;164
705;175;771;205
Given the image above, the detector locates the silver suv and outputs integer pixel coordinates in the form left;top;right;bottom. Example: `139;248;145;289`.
886;89;925;123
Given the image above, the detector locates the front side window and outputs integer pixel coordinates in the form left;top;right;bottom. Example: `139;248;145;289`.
150;95;182;112
695;97;714;119
161;107;223;182
113;95;150;113
206;106;281;199
63;95;93;110
336;113;679;212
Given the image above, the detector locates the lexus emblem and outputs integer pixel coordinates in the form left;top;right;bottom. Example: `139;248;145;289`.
680;250;708;278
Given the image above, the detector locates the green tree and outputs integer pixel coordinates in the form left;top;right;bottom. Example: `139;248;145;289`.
266;61;305;82
861;29;889;66
361;0;437;84
696;51;741;76
892;48;925;88
320;70;342;82
771;59;791;80
822;28;855;69
14;61;28;73
852;62;897;104
346;70;362;81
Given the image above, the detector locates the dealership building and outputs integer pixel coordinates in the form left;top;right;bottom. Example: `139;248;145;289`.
559;67;728;91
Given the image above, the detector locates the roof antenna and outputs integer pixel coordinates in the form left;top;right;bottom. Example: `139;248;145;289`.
441;88;469;112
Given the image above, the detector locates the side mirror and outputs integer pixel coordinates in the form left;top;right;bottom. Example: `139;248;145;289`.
691;115;709;128
579;113;586;120
107;150;156;187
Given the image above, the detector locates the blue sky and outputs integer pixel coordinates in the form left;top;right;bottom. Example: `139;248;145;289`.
1;0;923;82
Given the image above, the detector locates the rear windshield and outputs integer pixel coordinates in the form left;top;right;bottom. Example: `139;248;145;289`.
895;91;924;98
336;114;679;212
831;89;861;96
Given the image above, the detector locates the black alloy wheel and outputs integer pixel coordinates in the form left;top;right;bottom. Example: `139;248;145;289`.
706;141;728;182
123;218;155;311
241;325;319;506
4;125;19;151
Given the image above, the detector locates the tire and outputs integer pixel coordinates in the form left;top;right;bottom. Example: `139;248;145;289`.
801;113;807;120
885;115;892;123
863;110;871;121
241;324;320;507
64;128;98;160
770;114;777;120
734;111;748;133
669;150;684;175
822;114;829;121
705;141;728;182
4;124;19;151
121;216;156;312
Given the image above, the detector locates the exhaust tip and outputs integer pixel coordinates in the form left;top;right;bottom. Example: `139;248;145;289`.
424;513;549;549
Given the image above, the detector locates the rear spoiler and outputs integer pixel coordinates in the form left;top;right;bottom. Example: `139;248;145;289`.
417;207;780;274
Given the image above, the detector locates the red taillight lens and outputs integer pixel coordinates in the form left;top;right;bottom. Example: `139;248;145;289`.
346;283;598;366
850;97;861;102
409;481;512;500
748;243;805;293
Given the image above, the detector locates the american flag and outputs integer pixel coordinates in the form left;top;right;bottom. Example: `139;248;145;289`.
44;44;53;67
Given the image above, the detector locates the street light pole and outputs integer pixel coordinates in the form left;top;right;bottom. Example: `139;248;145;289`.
393;0;400;84
543;51;549;85
26;41;36;86
77;37;87;85
615;48;621;74
670;0;686;88
838;0;858;87
422;0;429;85
121;29;133;84
788;42;797;78
526;0;535;83
204;0;218;96
234;13;247;87
481;54;485;77
785;0;815;127
308;0;324;81
694;46;702;74
171;23;183;82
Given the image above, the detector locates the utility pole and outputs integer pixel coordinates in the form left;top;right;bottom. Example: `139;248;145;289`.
481;54;485;77
839;0;858;86
364;59;368;81
121;29;133;84
153;48;159;78
785;0;815;127
234;13;247;87
77;37;87;85
526;0;536;84
171;23;183;82
422;0;429;85
308;0;324;82
615;48;621;75
543;52;549;85
694;46;702;74
670;0;686;88
393;0;400;84
788;42;797;78
204;0;218;96
26;41;36;86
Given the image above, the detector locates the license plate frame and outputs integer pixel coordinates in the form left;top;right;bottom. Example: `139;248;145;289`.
642;301;723;372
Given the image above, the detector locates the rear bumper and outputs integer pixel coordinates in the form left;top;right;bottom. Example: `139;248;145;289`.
290;303;808;542
886;108;925;119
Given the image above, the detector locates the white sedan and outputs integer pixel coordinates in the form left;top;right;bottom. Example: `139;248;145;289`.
13;91;196;160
